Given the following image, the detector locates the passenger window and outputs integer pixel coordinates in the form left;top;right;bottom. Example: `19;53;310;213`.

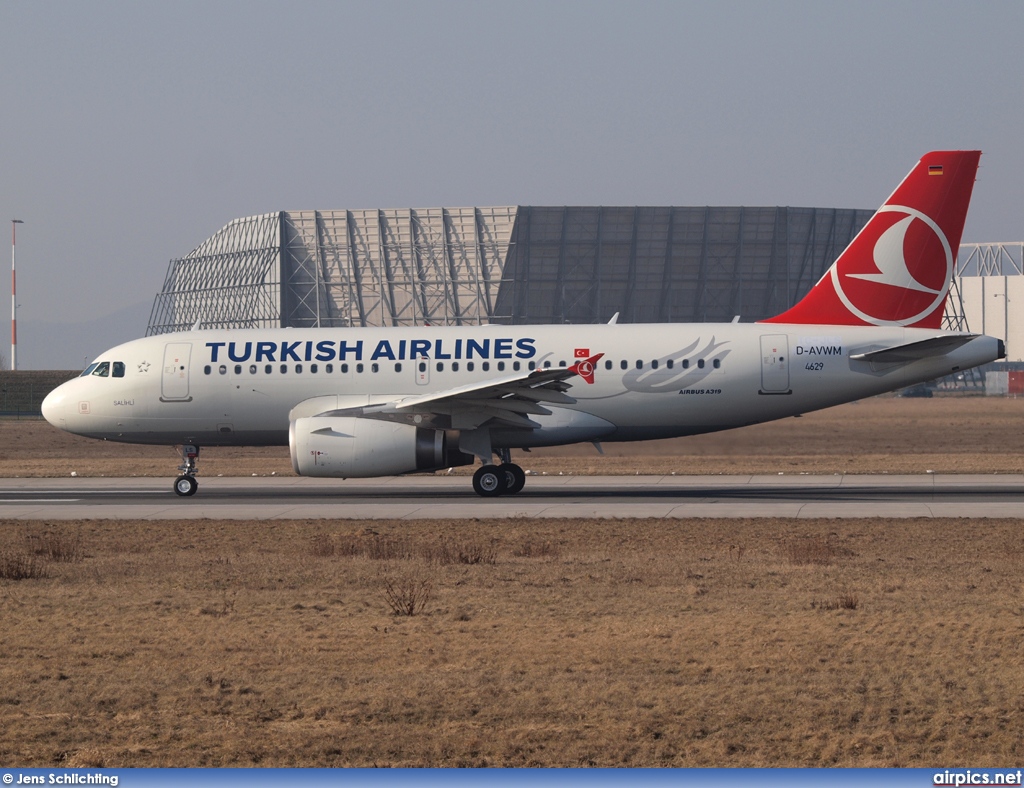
418;362;426;372
219;365;227;375
528;361;535;371
667;359;674;369
395;363;402;373
356;363;364;373
436;362;444;372
620;360;628;370
371;363;379;373
452;362;459;372
713;359;721;369
698;359;705;369
683;359;690;369
557;360;565;368
604;360;612;370
250;365;257;374
234;365;242;374
280;364;288;374
325;363;333;373
341;363;349;373
513;361;521;371
543;361;551;369
483;362;490;372
113;362;125;378
204;365;211;375
635;360;643;370
92;362;110;377
651;360;659;370
497;361;505;371
265;364;272;374
467;362;474;372
295;364;302;373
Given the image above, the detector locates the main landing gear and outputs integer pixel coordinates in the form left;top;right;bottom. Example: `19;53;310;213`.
173;444;200;497
472;449;526;497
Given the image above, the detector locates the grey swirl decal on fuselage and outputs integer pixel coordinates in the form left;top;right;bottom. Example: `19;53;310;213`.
577;336;731;400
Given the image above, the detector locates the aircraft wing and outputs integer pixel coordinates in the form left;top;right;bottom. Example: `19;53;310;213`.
318;354;604;431
849;335;980;364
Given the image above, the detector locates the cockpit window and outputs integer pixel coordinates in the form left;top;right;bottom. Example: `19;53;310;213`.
91;362;110;377
112;362;125;378
80;363;99;377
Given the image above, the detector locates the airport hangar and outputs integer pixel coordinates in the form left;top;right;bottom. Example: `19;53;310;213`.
145;207;1022;390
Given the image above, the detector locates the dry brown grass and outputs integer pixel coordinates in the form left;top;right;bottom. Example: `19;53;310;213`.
1;516;1022;767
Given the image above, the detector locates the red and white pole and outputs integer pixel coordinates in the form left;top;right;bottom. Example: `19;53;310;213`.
11;219;22;371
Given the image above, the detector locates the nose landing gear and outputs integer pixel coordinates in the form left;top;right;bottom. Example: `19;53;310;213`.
173;444;200;497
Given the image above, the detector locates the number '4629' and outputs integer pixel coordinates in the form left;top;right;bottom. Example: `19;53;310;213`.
805;362;824;371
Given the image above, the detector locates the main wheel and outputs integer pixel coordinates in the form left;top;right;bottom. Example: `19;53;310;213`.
501;463;526;495
472;464;507;497
174;475;198;497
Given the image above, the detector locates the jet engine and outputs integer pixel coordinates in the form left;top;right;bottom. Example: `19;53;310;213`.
290;416;473;478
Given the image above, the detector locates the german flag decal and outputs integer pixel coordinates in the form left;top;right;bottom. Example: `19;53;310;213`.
929;164;944;175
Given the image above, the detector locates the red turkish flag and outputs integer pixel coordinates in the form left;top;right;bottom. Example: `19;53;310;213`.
574;348;589;358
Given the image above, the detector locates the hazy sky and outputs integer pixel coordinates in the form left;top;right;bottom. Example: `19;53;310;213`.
2;0;1023;368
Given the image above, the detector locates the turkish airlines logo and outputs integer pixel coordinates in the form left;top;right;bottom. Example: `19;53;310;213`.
831;205;953;326
571;352;603;384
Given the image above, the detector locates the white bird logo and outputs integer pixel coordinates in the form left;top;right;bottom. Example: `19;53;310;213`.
830;205;952;326
845;214;942;294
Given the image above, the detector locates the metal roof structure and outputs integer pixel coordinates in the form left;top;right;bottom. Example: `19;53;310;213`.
956;242;1024;277
147;205;876;334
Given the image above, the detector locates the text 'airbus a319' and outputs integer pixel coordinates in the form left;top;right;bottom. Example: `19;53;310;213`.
42;151;1004;496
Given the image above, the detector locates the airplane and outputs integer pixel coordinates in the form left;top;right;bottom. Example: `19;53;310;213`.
41;150;1004;497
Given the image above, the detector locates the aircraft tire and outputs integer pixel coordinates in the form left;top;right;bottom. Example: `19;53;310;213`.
473;464;507;497
501;463;526;495
174;475;198;497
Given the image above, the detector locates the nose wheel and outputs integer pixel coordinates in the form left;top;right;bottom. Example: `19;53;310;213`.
173;444;200;497
174;474;198;496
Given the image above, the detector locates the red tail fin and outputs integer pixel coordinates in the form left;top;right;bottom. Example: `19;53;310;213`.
762;150;980;328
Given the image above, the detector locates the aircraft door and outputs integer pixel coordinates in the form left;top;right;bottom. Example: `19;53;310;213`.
759;335;791;394
161;342;193;401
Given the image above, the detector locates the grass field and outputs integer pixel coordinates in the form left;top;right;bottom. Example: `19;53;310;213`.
1;517;1022;767
1;396;1023;766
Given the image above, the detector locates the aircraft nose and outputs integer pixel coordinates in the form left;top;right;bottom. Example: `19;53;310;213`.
41;384;69;429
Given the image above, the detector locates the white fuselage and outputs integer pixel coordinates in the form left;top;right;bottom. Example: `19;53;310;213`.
41;322;1001;448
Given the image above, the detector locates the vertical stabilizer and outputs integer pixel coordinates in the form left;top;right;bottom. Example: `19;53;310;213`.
762;150;980;328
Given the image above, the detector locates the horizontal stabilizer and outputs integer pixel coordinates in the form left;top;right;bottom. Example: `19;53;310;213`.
849;334;979;364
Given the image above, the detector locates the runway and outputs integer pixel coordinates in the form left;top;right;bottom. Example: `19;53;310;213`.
2;474;1024;519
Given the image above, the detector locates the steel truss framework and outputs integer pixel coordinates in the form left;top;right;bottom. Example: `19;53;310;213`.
149;205;896;334
280;208;517;328
148;213;282;334
951;243;1024;367
149;208;517;334
945;243;1024;334
956;243;1024;277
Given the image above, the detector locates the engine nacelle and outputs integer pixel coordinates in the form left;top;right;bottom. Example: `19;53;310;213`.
290;416;472;478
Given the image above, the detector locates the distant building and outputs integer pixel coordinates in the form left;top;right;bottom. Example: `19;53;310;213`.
146;206;875;334
955;243;1024;363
